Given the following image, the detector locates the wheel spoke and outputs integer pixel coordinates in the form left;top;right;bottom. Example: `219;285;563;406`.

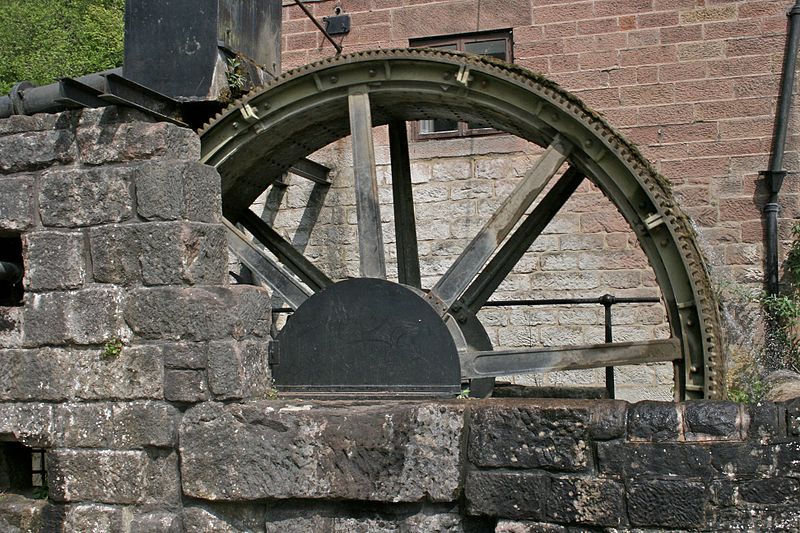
461;338;680;379
389;121;421;288
462;166;585;313
224;220;312;310
429;135;573;315
238;209;332;292
348;87;386;279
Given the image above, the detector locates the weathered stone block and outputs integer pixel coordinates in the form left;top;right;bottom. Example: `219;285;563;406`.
164;369;208;403
0;402;53;447
73;345;164;400
628;479;707;528
134;160;221;222
65;287;124;344
53;403;114;448
0;129;76;174
90;222;228;286
739;477;800;504
597;441;712;477
545;477;624;526
124;285;271;341
748;401;786;441
130;512;182;533
786;397;800;436
469;401;591;471
0;175;35;230
588;400;627;440
627;400;680;441
49;449;147;504
142;448;181;506
21;292;68;346
207;340;270;400
684;400;740;440
180;401;464;502
0;348;72;401
465;471;547;520
39;166;134;227
183;506;261;533
112;401;179;448
0;306;23;348
0;494;47;533
162;342;208;369
0;112;64;135
76;120;200;165
23;231;85;290
710;443;774;477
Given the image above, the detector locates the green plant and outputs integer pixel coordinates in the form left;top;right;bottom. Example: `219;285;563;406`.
225;57;247;97
457;388;470;399
101;337;124;360
32;486;48;500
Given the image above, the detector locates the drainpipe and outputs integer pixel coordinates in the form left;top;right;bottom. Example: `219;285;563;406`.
762;0;800;297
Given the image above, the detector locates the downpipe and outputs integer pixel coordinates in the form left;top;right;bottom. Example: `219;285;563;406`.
762;0;800;297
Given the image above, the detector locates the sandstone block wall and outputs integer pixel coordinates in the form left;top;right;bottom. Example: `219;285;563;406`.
275;0;800;396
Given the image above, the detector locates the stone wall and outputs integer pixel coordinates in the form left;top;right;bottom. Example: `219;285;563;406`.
276;0;800;396
1;110;799;532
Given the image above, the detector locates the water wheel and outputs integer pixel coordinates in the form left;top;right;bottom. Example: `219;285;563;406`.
199;49;724;400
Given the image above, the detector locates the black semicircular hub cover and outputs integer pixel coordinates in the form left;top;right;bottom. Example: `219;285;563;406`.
273;278;461;397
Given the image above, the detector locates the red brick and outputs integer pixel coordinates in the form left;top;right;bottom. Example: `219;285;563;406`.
686;138;765;158
662;24;704;44
719;197;762;222
608;66;638;86
761;15;791;36
637;11;679;29
595;0;653;17
678;78;736;101
739;1;790;19
479;0;533;28
532;2;594;24
549;54;580;73
680;6;737;24
637;65;659;84
542;21;578;39
390;1;479;39
579;50;619;70
516;39;565;58
578;17;619;35
684;206;720;227
283;18;310;36
694;97;773;120
580;211;631;233
658;61;707;82
619;15;637;31
627;29;661;48
518;57;551;74
514;25;545;41
620;45;678;66
563;32;627;53
727;35;786;57
653;0;698;8
621;84;675;106
640;143;690;161
677;41;725;61
600;107;639;127
707;55;774;78
703;20;761;41
639;104;694;125
572;87;621;109
718;117;775;140
550;70;609;90
620;125;660;145
660;122;719;143
286;32;321;50
674;186;712;208
733;75;781;98
661;157;730;179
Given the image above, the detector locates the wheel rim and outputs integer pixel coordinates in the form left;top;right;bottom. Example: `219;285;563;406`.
200;49;725;400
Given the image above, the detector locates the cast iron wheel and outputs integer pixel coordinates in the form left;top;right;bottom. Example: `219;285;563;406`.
199;49;725;400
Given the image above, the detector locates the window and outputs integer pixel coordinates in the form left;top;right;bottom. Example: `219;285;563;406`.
410;30;513;140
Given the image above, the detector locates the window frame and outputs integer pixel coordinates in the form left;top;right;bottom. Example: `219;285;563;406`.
409;29;514;141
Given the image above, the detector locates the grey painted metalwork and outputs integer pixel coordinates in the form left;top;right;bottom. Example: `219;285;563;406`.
200;49;725;399
389;121;421;288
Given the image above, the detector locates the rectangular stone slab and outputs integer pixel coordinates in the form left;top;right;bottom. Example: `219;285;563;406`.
179;401;464;502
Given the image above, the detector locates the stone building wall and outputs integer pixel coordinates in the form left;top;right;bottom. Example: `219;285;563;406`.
1;109;799;532
273;0;800;397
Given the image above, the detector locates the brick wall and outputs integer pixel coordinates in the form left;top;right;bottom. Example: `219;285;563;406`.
273;0;800;398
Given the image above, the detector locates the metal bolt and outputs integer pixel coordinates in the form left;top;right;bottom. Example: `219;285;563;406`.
583;139;592;148
330;75;338;83
368;69;377;77
686;319;694;326
232;122;239;129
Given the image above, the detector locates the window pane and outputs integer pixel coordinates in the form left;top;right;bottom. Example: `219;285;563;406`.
465;39;507;60
420;118;458;134
429;43;458;51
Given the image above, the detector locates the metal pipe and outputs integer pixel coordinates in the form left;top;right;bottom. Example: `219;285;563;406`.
484;296;660;307
763;0;800;296
0;261;23;283
0;68;121;119
291;0;342;55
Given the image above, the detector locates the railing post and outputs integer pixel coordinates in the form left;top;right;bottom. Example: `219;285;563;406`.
600;294;616;399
